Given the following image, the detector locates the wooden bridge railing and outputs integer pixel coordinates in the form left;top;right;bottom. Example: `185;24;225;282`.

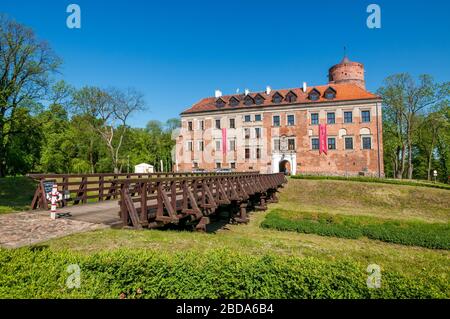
117;172;287;231
27;171;261;210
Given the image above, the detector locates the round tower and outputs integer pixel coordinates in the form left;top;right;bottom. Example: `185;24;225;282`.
328;55;365;89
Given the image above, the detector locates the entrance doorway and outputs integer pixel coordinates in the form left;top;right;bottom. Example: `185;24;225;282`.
279;160;291;175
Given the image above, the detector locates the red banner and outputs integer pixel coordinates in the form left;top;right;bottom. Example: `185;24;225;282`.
222;128;227;155
319;124;327;155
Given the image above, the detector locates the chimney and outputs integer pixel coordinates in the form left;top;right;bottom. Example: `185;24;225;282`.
266;86;272;95
215;90;222;98
302;82;307;93
244;89;250;96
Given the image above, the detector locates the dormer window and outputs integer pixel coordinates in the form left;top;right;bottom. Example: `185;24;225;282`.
254;94;265;105
216;98;226;108
308;88;320;101
285;91;297;103
229;96;240;107
244;95;254;106
324;87;336;100
272;92;283;104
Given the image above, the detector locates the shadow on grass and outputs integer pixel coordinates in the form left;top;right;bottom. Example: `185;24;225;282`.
0;176;37;214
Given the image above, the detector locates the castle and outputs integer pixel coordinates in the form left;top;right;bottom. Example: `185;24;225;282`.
175;55;384;177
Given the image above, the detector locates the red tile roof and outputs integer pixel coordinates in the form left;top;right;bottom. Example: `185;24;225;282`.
181;83;380;115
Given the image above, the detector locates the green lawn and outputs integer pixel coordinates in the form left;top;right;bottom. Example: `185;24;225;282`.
0;177;37;214
1;177;449;298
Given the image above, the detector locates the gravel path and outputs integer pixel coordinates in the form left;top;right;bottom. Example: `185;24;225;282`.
0;211;107;248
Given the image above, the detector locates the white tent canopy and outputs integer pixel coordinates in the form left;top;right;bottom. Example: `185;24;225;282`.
134;163;154;173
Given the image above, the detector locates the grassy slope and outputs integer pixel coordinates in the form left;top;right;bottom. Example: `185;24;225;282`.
274;178;450;223
0;177;36;214
2;178;449;297
42;178;450;280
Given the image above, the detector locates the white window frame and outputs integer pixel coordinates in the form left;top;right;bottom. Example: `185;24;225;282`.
360;109;371;123
310;112;319;125
327;136;337;150
310;136;320;150
272;114;281;127
197;140;204;152
215;140;221;152
361;135;372;150
186;140;193;152
272;138;281;151
344;136;354;150
215;118;222;129
286;113;296;126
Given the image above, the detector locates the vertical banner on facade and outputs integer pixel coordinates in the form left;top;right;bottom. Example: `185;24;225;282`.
319;124;328;155
222;128;227;155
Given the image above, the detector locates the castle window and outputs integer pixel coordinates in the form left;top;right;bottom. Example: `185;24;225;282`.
215;119;221;129
308;88;320;101
256;148;261;159
287;114;295;126
272;92;283;104
327;112;335;124
245;148;250;159
288;138;296;151
344;111;353;123
244;95;254;106
216;98;226;108
254;94;265;105
273;139;280;151
188;121;193;131
229;140;236;151
345;137;353;150
244;115;251;122
229;97;240;107
244;128;250;139
361;110;371;122
198;141;204;151
324;87;336;100
273;115;280;127
362;136;372;149
311;138;319;150
229;118;235;129
286;91;297;103
311;113;319;125
328;138;336;150
255;114;262;121
255;127;261;139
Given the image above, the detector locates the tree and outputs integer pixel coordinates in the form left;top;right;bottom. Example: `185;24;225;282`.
0;15;61;177
73;86;145;173
378;74;449;179
417;105;449;180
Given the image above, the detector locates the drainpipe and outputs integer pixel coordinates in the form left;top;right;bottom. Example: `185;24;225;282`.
375;101;382;178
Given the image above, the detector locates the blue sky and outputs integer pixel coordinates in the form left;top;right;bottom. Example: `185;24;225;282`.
1;0;449;127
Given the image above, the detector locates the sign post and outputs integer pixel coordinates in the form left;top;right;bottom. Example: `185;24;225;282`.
46;184;63;219
433;170;438;183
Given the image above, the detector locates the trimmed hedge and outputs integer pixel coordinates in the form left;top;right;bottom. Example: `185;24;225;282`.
290;175;450;190
0;247;448;298
261;210;450;250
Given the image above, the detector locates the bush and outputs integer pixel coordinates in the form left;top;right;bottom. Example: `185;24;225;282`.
261;210;450;250
290;175;450;190
0;247;447;298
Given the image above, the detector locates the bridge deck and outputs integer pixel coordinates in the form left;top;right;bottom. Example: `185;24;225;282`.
57;201;122;227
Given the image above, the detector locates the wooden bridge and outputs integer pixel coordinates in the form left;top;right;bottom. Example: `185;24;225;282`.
28;172;286;231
